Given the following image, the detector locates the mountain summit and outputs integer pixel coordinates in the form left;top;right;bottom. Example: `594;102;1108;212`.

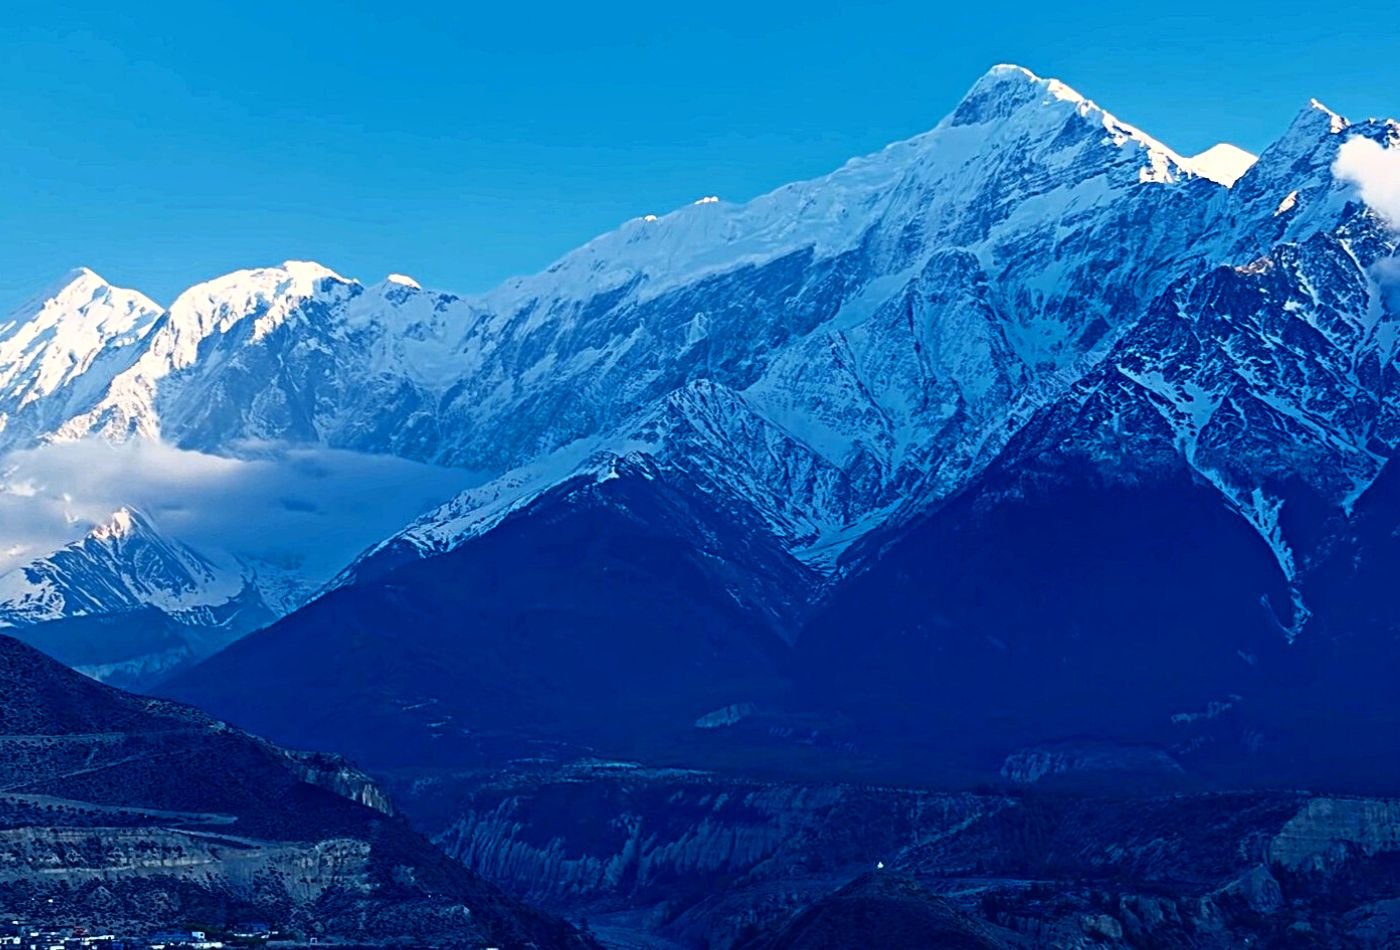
1186;142;1258;185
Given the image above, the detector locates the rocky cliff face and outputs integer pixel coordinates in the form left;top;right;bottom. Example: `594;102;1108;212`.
389;761;1400;949
284;750;396;818
0;823;375;915
428;767;994;907
1269;798;1400;873
397;762;1005;948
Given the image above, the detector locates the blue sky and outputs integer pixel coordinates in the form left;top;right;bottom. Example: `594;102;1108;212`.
4;0;1397;305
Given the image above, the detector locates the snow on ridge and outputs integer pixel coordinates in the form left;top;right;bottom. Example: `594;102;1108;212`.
167;259;351;320
0;503;247;627
959;63;1200;185
2;266;159;332
90;506;142;542
476;64;1205;314
1308;98;1349;134
0;269;164;415
978;63;1086;105
1187;143;1259;187
117;261;357;389
1265;99;1352;160
3;266;107;316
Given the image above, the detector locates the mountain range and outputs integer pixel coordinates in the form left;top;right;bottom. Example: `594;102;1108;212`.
2;63;1398;779
6;60;1400;948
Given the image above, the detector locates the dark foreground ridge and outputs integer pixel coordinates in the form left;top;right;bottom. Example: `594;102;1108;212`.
0;633;592;948
740;872;1009;950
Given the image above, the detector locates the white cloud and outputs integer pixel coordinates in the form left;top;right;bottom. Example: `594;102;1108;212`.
1375;256;1400;313
1334;137;1400;229
0;439;484;582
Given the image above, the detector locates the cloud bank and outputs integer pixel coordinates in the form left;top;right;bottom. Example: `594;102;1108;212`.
1334;137;1400;229
0;439;484;583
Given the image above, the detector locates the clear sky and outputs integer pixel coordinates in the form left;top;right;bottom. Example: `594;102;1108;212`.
4;0;1398;306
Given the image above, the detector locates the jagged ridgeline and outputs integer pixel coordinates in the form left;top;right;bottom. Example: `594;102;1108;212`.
2;66;1399;783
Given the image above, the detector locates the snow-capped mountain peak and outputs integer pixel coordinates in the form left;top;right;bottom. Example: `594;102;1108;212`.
1187;143;1258;186
0;504;247;626
0;503;279;684
0;268;163;444
13;266;112;311
162;259;352;345
949;63;1198;183
1;266;161;355
476;63;1211;318
1307;98;1349;133
960;63;1093;111
1268;99;1350;162
89;505;144;542
34;260;368;446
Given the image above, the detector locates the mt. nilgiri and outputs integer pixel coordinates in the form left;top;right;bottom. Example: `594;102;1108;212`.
5;60;1400;947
